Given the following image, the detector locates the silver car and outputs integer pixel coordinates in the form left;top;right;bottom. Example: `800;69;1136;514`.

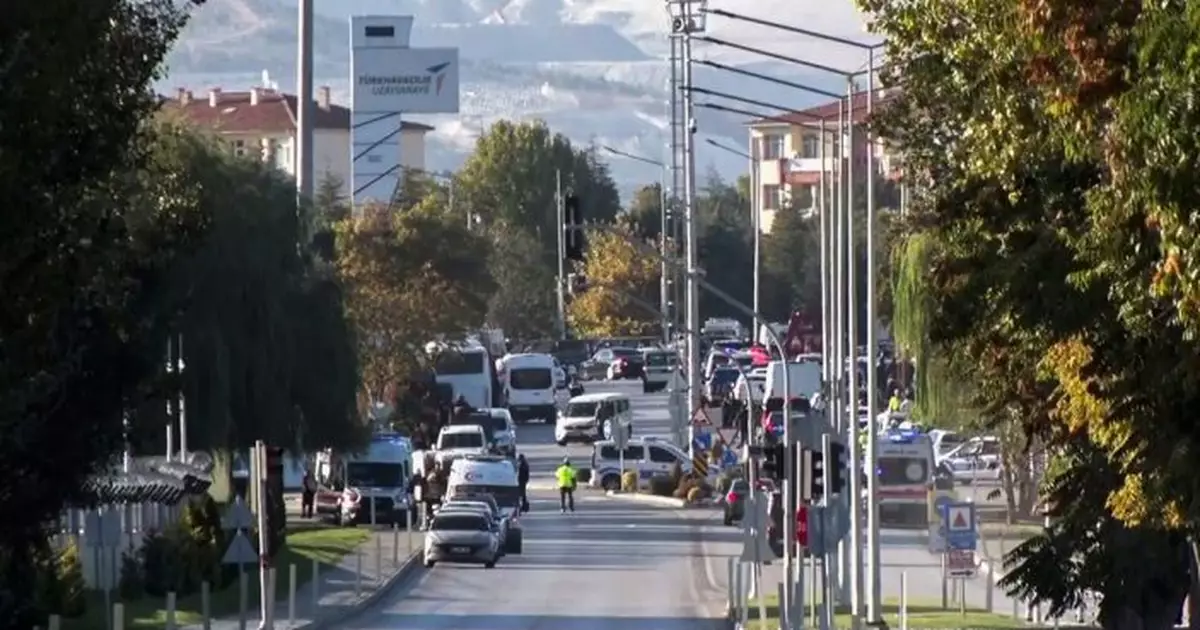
423;512;500;568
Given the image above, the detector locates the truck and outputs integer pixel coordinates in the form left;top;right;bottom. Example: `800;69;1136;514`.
762;360;822;402
314;432;413;526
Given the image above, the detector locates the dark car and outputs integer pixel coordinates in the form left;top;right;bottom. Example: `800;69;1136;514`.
706;367;740;404
723;479;750;525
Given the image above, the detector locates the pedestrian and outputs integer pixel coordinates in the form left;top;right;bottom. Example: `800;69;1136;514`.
516;454;530;513
300;469;317;518
555;457;577;513
407;470;427;527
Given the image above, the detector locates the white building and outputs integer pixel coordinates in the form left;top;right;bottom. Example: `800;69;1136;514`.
162;86;433;198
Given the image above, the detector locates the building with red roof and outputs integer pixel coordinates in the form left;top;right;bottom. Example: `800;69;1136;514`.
161;86;435;198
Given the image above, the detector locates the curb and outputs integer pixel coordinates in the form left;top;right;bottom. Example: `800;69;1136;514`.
296;548;424;630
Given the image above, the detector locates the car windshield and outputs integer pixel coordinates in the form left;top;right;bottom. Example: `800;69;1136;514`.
711;369;739;385
451;485;520;509
612;348;640;360
565;402;598;417
345;462;403;487
644;352;676;367
732;355;753;368
434;351;486;376
510;367;552;390
878;457;930;485
440;431;484;449
431;514;489;532
450;414;498;440
709;354;731;367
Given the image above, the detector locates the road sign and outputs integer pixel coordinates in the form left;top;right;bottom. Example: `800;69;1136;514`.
946;548;977;578
717;427;739;447
694;431;713;451
221;497;255;531
691;406;712;426
221;530;260;565
940;502;978;550
720;448;739;468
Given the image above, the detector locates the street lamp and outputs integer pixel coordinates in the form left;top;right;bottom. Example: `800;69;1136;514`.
703;138;762;341
600;145;672;343
700;11;889;625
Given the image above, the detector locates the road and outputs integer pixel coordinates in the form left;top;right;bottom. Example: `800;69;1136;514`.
334;379;728;630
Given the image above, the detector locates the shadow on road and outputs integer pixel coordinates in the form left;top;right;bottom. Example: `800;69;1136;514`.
358;613;723;629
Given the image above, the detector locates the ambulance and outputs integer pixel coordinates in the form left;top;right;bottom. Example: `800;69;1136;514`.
871;428;935;528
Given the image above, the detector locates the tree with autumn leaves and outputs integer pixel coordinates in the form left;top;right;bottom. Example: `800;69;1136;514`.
565;225;662;337
867;0;1200;624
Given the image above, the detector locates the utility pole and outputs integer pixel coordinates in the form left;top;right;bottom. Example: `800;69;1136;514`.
555;169;567;339
296;0;314;201
749;136;761;338
845;79;864;627
659;164;671;343
864;49;883;623
682;0;700;462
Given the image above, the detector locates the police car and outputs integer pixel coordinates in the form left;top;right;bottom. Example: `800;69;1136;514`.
589;436;707;491
446;455;524;554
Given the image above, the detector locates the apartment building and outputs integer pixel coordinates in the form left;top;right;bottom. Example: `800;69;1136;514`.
161;86;434;198
746;90;899;233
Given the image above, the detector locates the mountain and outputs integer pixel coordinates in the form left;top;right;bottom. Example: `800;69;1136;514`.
162;0;864;199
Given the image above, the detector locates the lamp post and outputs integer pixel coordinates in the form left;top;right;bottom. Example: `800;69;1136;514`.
601;145;672;343
691;16;888;624
703;139;761;339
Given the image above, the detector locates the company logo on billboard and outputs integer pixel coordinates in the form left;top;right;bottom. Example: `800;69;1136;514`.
782;310;821;358
357;61;453;97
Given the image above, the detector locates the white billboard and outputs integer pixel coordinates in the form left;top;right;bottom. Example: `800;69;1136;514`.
351;47;461;114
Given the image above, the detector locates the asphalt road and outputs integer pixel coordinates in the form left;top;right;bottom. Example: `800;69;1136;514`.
515;379;680;482
334;379;731;630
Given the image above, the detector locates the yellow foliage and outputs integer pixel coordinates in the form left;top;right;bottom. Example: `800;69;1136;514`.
566;226;661;337
335;202;493;401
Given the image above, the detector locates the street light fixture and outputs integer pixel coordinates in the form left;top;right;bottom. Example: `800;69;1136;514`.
600;145;673;343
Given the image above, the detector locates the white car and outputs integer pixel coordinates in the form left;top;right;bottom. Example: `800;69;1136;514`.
942;437;1002;484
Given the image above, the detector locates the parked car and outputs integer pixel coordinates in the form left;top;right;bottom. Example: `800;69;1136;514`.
723;478;750;525
578;346;640;380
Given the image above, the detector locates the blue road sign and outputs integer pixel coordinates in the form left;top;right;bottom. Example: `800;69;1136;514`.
940;501;978;550
693;432;713;450
720;447;738;468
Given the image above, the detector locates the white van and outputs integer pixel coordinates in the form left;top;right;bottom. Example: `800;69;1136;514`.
763;360;822;402
555;392;633;446
588;436;696;491
447;455;524;553
435;424;490;466
497;353;558;423
641;348;678;393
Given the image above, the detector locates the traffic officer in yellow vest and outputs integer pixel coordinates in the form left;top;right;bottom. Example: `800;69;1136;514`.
556;457;578;513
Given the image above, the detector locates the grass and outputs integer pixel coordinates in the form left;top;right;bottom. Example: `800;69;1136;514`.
64;523;369;630
738;594;1087;630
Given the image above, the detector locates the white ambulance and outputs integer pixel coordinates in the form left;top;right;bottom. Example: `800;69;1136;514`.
870;428;935;528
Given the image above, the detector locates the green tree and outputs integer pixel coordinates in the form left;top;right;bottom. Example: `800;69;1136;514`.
622;183;664;240
695;173;755;321
761;204;820;322
485;224;559;341
0;1;202;624
456;120;621;264
865;0;1198;622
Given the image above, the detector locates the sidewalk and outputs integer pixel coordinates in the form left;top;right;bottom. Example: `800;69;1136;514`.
180;513;423;629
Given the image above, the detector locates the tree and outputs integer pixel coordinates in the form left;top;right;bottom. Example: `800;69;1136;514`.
455;120;621;265
864;0;1197;623
761;204;820;322
622;183;664;240
566;226;661;337
0;0;204;624
694;173;755;321
335;199;495;411
485;224;559;341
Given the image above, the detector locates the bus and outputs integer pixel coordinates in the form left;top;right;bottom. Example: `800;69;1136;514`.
429;341;499;409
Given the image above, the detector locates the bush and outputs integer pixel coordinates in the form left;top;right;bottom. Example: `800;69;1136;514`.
673;475;699;499
32;539;87;618
714;469;743;495
709;443;724;464
620;470;638;492
118;551;144;601
686;486;703;504
648;477;675;497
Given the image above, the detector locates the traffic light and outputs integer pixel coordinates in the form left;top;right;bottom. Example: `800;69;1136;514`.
801;448;825;503
563;194;585;261
829;440;847;495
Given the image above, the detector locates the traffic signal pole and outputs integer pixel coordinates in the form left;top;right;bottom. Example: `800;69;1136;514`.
555;170;567;339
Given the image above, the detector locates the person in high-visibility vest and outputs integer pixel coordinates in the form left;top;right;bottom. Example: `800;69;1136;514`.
555;457;578;514
888;390;902;412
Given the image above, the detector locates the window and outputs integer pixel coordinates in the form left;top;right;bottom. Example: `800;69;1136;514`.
611;348;641;360
565;402;598;418
615;398;629;413
345;462;403;487
439;431;484;449
231;139;246;158
801;134;820;159
431;514;489;532
761;134;785;159
644;352;676;367
648;446;678;464
762;185;781;210
509;368;551;390
451;484;520;509
435;352;486;375
877;457;929;486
